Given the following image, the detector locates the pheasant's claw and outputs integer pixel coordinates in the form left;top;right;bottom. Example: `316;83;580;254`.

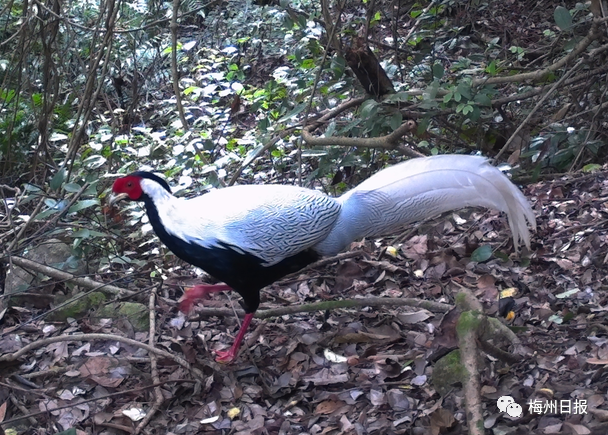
214;349;237;364
212;313;254;364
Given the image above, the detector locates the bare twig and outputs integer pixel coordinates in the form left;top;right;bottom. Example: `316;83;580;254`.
135;285;164;434
5;196;45;254
20;182;91;249
495;57;586;160
0;379;195;426
458;314;484;435
170;0;188;130
299;0;346;185
188;296;452;322
477;20;602;86
0;333;206;381
227;128;297;186
63;0;120;169
6;256;135;297
9;395;37;426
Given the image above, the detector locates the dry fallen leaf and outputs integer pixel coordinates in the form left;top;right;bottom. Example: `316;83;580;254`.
323;348;348;363
314;400;345;415
122;407;146;422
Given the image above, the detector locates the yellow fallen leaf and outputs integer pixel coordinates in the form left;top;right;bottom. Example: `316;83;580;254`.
227;407;240;419
386;246;398;257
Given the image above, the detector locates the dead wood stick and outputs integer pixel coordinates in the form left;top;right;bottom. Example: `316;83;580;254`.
188;297;451;322
6;256;135;297
135;285;164;434
0;333;205;381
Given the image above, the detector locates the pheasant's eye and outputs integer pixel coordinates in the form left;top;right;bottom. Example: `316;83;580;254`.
127;182;132;187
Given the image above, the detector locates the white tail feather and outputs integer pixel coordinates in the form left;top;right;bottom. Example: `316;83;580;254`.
313;155;536;256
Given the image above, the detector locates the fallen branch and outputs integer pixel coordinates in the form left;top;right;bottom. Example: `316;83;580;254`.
452;281;529;357
0;379;196;427
454;286;485;435
6;256;135;297
0;333;205;381
457;311;484;435
302;119;422;157
135;285;164;435
189;296;452;322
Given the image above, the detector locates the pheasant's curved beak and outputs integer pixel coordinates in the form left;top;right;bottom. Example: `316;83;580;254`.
108;193;129;206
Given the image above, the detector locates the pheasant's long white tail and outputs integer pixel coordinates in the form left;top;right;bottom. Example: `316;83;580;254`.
313;155;536;256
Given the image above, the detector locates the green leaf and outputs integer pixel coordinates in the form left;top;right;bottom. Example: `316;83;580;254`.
35;208;60;219
258;117;269;132
360;99;378;119
432;63;444;79
72;229;90;239
64;183;82;193
462;104;473;115
68;199;99;214
583;163;601;172
485;60;497;75
471;245;493;262
554;6;572;30
474;93;492;107
494;251;510;262
389;112;403;130
82;155;107;169
384;92;410;103
50;168;67;190
32;93;43;107
456;83;472;100
277;103;306;123
242;144;264;167
183;86;201;96
301;58;315;69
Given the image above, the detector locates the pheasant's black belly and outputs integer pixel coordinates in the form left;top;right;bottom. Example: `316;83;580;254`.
143;198;319;312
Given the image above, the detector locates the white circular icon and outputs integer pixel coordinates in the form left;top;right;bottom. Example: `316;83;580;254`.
506;402;523;418
497;395;514;412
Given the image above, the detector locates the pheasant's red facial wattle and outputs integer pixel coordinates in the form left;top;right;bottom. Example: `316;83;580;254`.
112;175;144;200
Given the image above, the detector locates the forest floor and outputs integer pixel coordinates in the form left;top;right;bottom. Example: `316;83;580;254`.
2;166;608;435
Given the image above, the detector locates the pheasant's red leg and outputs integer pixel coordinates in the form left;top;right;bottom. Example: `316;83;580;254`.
215;313;254;363
179;284;232;313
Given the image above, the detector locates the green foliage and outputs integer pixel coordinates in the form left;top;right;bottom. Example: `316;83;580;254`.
553;6;572;31
525;126;604;172
470;245;492;263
